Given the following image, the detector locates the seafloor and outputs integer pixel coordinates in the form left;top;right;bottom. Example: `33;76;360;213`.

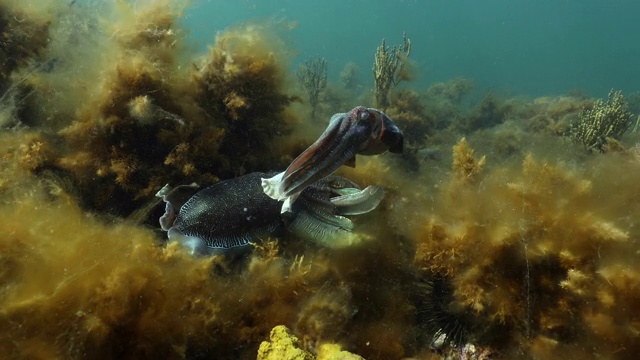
1;1;639;360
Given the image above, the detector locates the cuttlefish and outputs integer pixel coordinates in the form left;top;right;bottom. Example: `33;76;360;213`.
262;106;403;213
158;106;403;255
157;172;385;255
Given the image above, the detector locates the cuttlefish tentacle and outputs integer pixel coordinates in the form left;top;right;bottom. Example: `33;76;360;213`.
262;106;403;213
286;177;385;248
330;185;385;215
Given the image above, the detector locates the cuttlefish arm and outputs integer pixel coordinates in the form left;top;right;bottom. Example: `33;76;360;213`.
262;106;403;213
262;111;366;212
286;176;386;248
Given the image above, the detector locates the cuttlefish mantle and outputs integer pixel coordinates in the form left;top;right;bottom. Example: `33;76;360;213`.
157;172;385;256
262;106;403;213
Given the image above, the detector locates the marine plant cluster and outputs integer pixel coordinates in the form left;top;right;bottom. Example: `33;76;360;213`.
1;1;639;360
2;0;297;216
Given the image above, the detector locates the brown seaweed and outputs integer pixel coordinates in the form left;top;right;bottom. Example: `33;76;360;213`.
1;1;639;359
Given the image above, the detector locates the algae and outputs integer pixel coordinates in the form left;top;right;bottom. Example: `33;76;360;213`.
1;1;639;360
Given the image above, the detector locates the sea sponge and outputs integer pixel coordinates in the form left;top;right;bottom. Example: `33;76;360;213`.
316;343;365;360
257;325;314;360
256;326;365;360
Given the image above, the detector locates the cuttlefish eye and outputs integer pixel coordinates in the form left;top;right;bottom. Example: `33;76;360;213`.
359;110;369;121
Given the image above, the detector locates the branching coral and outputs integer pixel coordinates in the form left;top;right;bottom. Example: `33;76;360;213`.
257;325;314;360
571;89;633;152
372;32;412;110
296;57;328;120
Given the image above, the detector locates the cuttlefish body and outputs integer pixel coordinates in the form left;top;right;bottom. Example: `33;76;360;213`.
262;106;403;213
157;172;384;255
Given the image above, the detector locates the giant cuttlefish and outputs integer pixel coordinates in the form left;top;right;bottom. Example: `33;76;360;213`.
158;106;403;255
262;106;403;213
157;172;385;255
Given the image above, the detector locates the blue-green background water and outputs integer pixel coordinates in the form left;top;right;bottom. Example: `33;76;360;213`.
183;0;640;98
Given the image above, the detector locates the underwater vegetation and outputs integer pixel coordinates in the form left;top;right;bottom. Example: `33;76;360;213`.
372;32;413;111
411;141;640;358
570;89;634;152
296;57;328;120
0;2;51;129
3;0;297;216
1;1;640;360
